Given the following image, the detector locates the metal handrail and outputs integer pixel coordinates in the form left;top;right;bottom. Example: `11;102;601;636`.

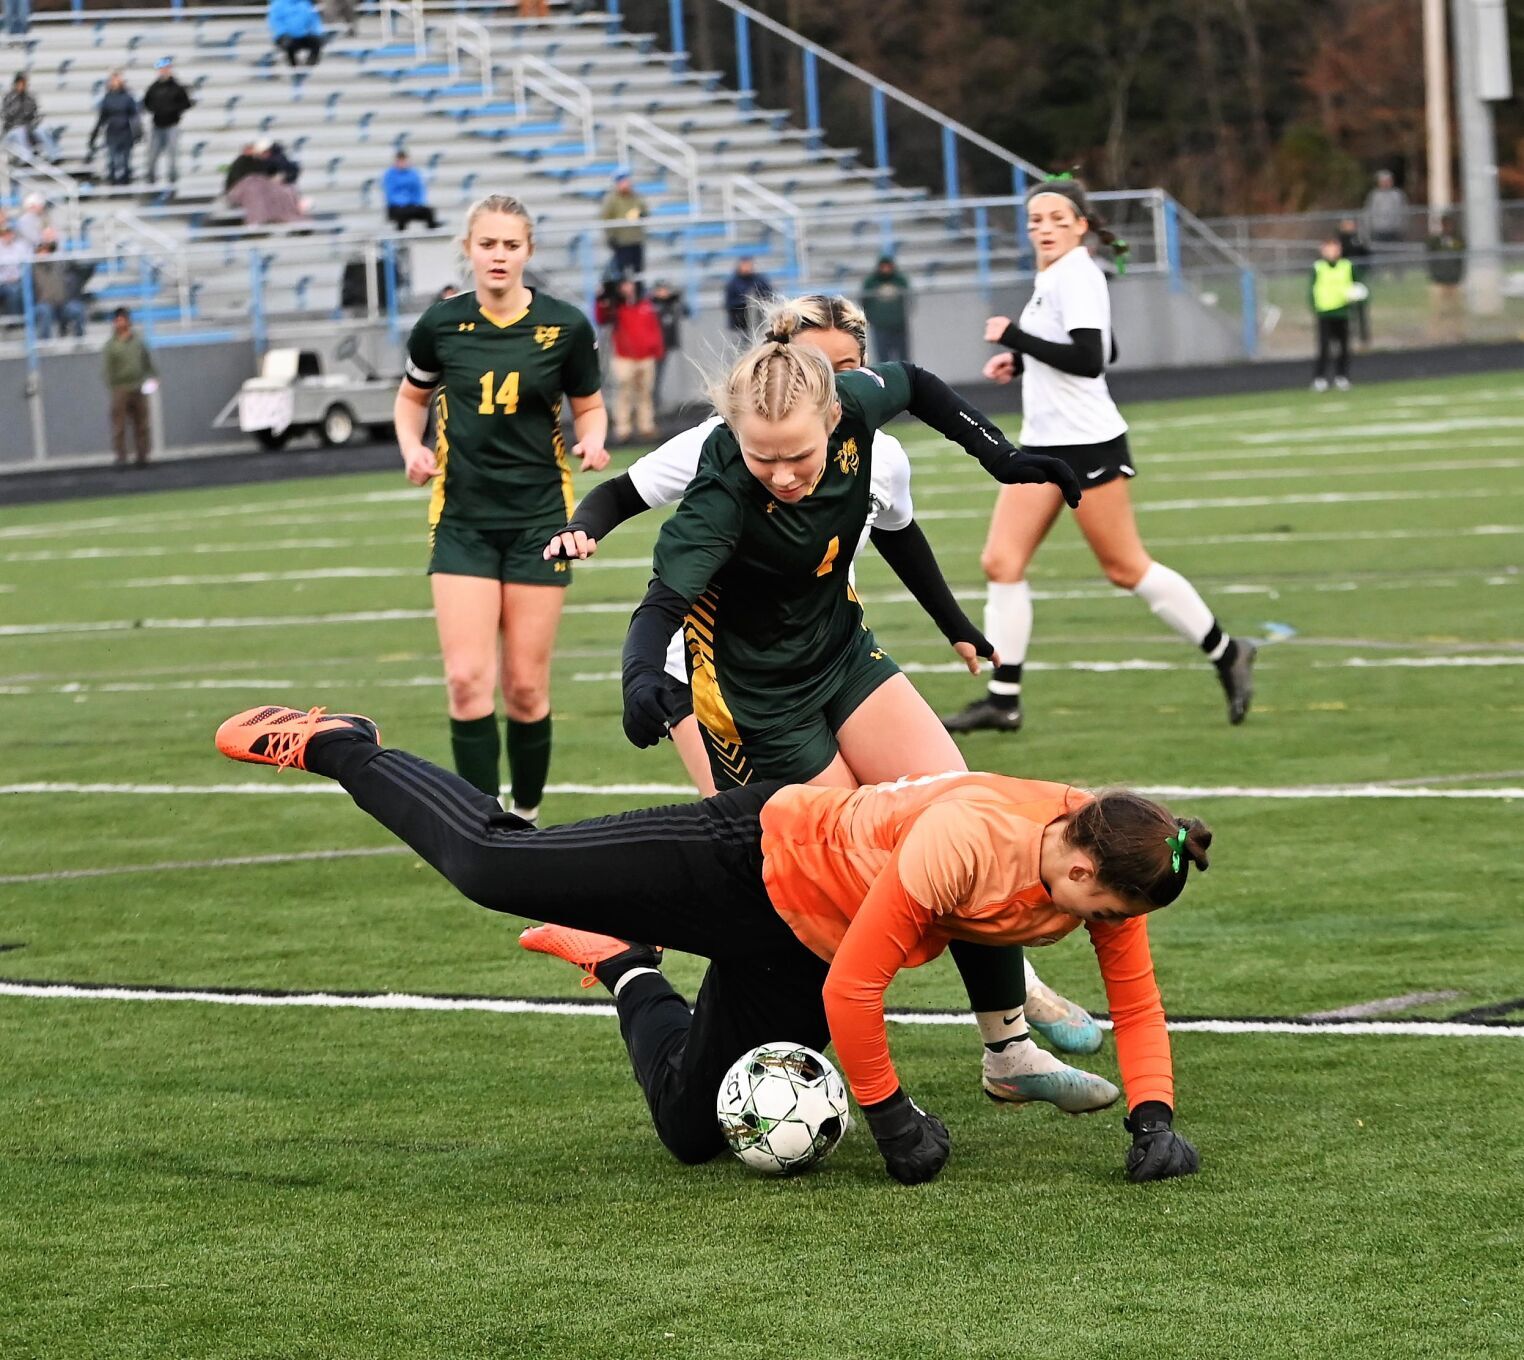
440;15;493;97
378;0;426;54
616;114;700;214
0;142;83;239
723;174;806;281
704;0;1046;180
512;55;595;155
104;209;192;320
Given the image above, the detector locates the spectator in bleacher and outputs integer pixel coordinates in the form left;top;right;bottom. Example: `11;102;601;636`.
1363;170;1408;252
324;0;356;37
596;277;663;444
88;72;142;186
600;171;648;280
224;140;265;192
264;138;302;184
648;278;687;413
723;256;771;334
32;230;93;339
269;0;327;67
102;308;156;466
227;165;310;226
1337;216;1371;346
382;150;440;231
859;254;911;363
517;0;550;17
14;191;47;248
142;58;194;192
0;217;30;315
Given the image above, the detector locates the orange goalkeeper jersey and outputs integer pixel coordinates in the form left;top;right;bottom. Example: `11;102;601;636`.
758;772;1174;1109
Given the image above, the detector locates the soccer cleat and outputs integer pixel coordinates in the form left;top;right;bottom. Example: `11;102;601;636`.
215;705;379;771
1216;639;1258;726
982;1059;1121;1114
941;694;1023;734
1310;378;1329;392
1023;978;1104;1056
519;923;662;990
1333;376;1352;391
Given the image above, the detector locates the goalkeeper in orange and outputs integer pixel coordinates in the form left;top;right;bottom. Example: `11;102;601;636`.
216;704;1207;1186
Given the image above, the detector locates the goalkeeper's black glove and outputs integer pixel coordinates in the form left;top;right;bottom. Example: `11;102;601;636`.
621;670;679;748
980;445;1083;508
863;1089;950;1185
1123;1101;1199;1183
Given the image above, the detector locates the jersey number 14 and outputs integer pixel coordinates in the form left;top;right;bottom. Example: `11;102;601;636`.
477;370;521;415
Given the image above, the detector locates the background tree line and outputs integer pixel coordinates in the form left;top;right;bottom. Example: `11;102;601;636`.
632;0;1524;214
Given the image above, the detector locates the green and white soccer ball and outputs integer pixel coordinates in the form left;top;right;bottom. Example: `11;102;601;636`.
716;1042;851;1176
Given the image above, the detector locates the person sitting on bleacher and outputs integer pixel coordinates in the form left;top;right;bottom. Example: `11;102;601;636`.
382;150;440;232
227;166;310;226
32;229;94;339
15;192;48;248
3;72;58;162
269;0;326;68
0;217;31;316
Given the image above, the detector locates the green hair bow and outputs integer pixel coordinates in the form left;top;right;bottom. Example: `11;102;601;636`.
1165;826;1189;874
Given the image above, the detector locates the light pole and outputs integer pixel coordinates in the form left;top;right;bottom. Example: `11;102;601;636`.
1449;0;1511;316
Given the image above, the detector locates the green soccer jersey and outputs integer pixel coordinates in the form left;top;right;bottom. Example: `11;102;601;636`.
404;289;602;529
653;363;913;685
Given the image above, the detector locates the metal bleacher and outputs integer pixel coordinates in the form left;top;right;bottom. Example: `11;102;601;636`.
2;0;1032;330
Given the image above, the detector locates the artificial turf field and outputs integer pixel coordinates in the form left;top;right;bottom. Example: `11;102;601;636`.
1;370;1521;1358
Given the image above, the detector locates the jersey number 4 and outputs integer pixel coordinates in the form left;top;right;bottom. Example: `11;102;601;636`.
477;370;521;415
813;536;840;577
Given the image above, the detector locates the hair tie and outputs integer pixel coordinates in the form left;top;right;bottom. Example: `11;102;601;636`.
1042;170;1076;183
763;330;789;346
1112;237;1129;275
1165;825;1189;874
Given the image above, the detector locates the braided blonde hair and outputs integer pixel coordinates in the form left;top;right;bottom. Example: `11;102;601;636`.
461;193;535;245
708;299;837;429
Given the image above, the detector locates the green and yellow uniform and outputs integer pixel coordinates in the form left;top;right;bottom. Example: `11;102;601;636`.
404;289;601;585
652;364;915;786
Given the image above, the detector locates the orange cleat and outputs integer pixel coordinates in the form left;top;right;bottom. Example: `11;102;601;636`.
215;705;380;771
519;924;662;990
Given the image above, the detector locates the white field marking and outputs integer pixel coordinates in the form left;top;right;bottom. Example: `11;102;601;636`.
112;568;418;588
2;781;1520;800
0;980;1520;1038
1301;991;1464;1020
1234;415;1524;444
1332;655;1524;668
0;504;420;543
571;658;1190;683
0;846;410;885
1;535;410;565
918;488;1515;520
910;458;1524;498
8;566;1515;645
908;436;1524;469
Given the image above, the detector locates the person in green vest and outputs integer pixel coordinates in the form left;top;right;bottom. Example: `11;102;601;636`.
1309;236;1358;392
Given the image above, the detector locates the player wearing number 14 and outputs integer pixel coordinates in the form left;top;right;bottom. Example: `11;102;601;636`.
394;194;607;823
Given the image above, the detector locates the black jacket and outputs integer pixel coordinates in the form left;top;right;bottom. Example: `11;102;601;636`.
142;76;193;129
91;89;141;147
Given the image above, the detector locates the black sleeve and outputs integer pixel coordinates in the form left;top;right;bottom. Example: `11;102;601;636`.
998;323;1105;379
870;522;992;656
621;578;690;685
902;362;1018;472
564;472;649;540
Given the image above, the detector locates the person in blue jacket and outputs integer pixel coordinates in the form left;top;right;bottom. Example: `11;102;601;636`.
382;150;440;231
269;0;326;66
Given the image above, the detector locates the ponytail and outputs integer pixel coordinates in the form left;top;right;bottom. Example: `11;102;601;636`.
1063;790;1212;909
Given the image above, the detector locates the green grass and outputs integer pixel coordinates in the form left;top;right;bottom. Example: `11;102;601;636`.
2;372;1522;1357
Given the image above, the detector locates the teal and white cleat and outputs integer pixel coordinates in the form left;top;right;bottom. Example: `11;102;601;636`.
1023;974;1105;1055
982;1061;1120;1114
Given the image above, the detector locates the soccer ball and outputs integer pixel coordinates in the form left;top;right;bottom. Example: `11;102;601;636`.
716;1042;851;1176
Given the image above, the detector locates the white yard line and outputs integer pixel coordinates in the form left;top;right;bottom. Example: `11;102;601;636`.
0;980;1518;1037
0;846;411;885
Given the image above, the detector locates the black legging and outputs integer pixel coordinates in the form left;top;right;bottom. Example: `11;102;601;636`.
310;734;829;1163
1315;315;1350;380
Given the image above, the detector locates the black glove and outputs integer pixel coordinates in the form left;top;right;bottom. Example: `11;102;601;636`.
1123;1101;1199;1183
863;1089;950;1185
621;669;679;749
983;446;1084;508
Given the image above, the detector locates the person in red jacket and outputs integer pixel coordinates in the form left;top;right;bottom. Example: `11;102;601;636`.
596;278;665;443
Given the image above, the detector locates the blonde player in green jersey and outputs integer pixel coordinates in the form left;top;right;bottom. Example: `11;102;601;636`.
394;194;609;823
